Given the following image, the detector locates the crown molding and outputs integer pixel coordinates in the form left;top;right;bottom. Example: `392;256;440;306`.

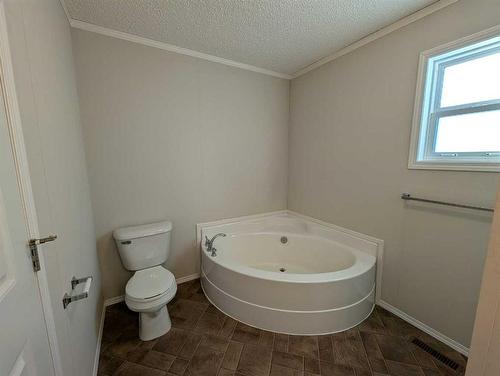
64;0;457;81
69;19;292;80
292;0;459;78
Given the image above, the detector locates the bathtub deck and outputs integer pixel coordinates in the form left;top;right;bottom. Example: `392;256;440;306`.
98;279;466;376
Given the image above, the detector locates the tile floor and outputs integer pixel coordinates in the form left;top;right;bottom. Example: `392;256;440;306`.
98;279;467;376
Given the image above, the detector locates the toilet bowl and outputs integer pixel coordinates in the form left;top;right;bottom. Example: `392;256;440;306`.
125;265;177;340
113;221;176;341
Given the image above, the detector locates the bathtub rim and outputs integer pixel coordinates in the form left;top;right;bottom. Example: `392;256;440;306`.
196;210;384;302
201;234;376;284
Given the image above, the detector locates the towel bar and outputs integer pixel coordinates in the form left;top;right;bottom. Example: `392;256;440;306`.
401;193;493;213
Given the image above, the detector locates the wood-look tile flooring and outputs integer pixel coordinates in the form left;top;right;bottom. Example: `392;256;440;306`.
98;279;467;376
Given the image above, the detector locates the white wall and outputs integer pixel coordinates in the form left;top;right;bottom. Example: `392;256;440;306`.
288;0;500;347
71;29;289;298
4;1;102;375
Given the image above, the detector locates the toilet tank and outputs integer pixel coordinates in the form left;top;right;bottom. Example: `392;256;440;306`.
113;221;172;271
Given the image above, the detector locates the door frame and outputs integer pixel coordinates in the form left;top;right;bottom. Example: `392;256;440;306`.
0;4;63;376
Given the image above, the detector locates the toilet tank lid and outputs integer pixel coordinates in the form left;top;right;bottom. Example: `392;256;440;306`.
113;221;172;241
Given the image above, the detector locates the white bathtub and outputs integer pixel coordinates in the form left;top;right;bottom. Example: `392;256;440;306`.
198;211;383;335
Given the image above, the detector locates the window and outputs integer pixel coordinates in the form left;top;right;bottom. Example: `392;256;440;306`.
409;28;500;172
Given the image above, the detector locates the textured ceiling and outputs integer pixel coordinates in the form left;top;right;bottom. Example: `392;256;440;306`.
64;0;438;75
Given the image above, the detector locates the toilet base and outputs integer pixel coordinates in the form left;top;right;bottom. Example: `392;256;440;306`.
139;305;172;341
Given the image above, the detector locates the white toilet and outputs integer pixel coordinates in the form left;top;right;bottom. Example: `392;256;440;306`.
113;221;177;341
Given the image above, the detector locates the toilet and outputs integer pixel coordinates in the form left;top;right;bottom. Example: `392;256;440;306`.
113;221;177;341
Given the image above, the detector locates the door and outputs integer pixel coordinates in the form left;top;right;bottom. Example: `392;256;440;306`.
2;1;103;375
0;78;54;374
466;184;500;375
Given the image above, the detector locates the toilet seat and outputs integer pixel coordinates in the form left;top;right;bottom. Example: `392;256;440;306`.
125;266;177;312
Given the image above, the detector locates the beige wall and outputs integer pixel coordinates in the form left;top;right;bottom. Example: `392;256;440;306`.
5;0;102;375
71;29;289;298
288;0;500;347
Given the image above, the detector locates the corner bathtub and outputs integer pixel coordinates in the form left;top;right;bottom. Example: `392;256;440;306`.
198;211;383;335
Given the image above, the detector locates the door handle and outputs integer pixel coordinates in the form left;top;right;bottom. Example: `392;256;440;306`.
28;234;57;272
29;235;57;246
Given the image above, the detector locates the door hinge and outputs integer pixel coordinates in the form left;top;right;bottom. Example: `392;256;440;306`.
28;235;57;272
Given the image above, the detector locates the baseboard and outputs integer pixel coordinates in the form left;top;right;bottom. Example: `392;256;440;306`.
104;294;125;306
103;273;201;307
377;300;469;356
92;302;106;376
175;273;200;285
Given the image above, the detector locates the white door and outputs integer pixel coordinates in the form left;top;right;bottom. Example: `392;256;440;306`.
466;185;500;375
0;81;54;375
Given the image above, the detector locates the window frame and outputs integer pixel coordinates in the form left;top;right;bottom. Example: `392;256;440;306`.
408;25;500;172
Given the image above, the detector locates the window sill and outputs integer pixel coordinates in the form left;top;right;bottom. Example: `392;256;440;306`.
408;160;500;172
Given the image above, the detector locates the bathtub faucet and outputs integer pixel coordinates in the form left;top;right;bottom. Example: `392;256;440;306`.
205;233;226;257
